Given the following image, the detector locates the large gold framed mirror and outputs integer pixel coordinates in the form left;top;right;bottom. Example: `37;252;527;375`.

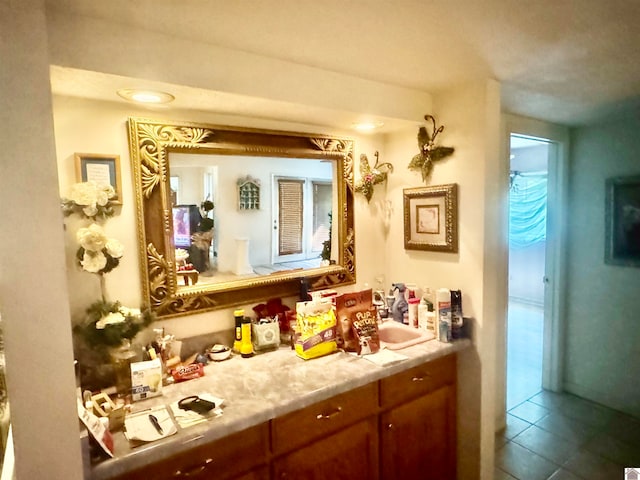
128;117;356;319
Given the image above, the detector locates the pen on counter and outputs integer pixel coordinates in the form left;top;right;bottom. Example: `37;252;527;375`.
148;414;163;435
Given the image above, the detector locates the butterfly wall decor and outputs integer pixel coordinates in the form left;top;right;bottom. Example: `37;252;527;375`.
355;151;394;203
408;114;455;183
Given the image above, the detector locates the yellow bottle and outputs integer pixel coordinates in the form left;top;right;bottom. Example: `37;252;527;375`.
240;316;254;358
233;309;244;353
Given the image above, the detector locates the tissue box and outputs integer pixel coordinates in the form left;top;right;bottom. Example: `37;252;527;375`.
252;322;280;351
130;358;163;401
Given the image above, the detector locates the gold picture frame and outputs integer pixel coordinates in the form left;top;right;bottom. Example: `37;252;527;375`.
403;183;458;252
75;153;123;204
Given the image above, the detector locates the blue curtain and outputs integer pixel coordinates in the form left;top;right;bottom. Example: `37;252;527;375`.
509;175;547;249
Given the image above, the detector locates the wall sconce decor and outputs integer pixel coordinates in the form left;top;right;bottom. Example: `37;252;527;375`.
355;151;394;203
408;114;455;183
238;175;260;210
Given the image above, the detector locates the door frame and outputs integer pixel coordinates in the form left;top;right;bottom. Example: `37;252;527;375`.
497;114;569;427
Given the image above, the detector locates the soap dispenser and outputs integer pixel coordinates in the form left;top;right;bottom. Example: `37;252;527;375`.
390;283;408;323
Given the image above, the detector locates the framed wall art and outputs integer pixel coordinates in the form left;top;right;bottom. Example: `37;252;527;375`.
75;153;122;204
605;175;640;267
403;183;458;252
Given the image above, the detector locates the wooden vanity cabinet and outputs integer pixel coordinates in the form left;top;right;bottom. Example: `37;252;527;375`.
111;422;270;480
271;382;379;480
379;354;457;480
105;353;458;480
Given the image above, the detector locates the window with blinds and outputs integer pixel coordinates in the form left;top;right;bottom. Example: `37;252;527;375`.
278;179;304;256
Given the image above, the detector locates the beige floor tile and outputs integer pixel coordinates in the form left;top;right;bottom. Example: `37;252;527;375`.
535;412;598;445
513;424;581;465
510;401;551;424
562;449;624;480
496;442;560;480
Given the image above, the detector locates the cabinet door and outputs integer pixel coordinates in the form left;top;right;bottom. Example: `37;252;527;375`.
273;417;379;480
380;385;456;480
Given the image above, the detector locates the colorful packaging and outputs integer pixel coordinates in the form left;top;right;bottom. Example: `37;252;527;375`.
130;358;163;401
335;289;373;351
351;307;380;355
294;299;337;360
170;362;205;383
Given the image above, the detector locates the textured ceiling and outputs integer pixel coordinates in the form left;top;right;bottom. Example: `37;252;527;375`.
47;0;640;126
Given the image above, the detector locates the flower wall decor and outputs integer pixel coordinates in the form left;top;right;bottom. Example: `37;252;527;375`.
74;301;154;349
61;181;117;221
355;151;394;203
61;181;154;352
408;114;455;183
76;223;124;292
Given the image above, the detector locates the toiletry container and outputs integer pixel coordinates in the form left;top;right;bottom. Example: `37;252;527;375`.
450;289;463;339
436;288;451;342
408;298;420;328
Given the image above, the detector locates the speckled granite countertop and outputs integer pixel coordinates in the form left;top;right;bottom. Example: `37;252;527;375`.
90;337;471;480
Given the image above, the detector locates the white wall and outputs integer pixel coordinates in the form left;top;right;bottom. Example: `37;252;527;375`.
3;5;509;479
0;1;84;479
383;80;503;479
566;111;640;417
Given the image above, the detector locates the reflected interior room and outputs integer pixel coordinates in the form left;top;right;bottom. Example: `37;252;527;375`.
2;2;640;480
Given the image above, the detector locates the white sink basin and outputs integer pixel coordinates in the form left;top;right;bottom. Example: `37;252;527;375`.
378;321;435;350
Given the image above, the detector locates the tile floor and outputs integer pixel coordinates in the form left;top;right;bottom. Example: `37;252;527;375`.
495;389;640;479
497;301;640;479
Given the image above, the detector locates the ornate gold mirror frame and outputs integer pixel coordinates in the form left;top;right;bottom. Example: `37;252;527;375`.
128;117;356;319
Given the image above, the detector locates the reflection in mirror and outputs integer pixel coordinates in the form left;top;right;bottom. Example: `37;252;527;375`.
168;153;336;286
128;117;356;319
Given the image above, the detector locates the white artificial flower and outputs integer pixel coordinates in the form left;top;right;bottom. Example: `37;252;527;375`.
82;204;98;217
105;238;124;259
81;250;107;273
96;184;115;206
119;306;140;318
77;223;107;252
95;311;126;329
69;182;98;206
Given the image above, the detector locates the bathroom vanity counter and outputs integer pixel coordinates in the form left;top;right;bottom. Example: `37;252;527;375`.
90;337;471;480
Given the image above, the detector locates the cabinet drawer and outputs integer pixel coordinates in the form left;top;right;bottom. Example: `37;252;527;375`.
380;354;456;409
113;422;269;480
271;381;378;455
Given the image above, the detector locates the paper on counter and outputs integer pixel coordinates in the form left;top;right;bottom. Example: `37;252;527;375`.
169;393;224;429
124;405;177;443
353;348;408;366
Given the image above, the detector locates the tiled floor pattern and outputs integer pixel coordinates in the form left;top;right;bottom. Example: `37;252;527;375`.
501;301;640;478
495;389;640;479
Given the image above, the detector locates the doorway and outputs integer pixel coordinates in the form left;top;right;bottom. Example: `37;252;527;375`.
507;135;550;409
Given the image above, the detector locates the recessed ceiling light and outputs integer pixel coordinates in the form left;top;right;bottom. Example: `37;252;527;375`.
117;88;175;104
352;121;384;132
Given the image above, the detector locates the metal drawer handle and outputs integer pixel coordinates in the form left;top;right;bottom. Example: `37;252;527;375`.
412;372;432;382
174;458;213;477
316;406;342;420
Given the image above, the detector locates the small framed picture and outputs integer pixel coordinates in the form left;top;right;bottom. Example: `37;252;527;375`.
605;175;640;267
75;153;122;204
403;183;458;252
